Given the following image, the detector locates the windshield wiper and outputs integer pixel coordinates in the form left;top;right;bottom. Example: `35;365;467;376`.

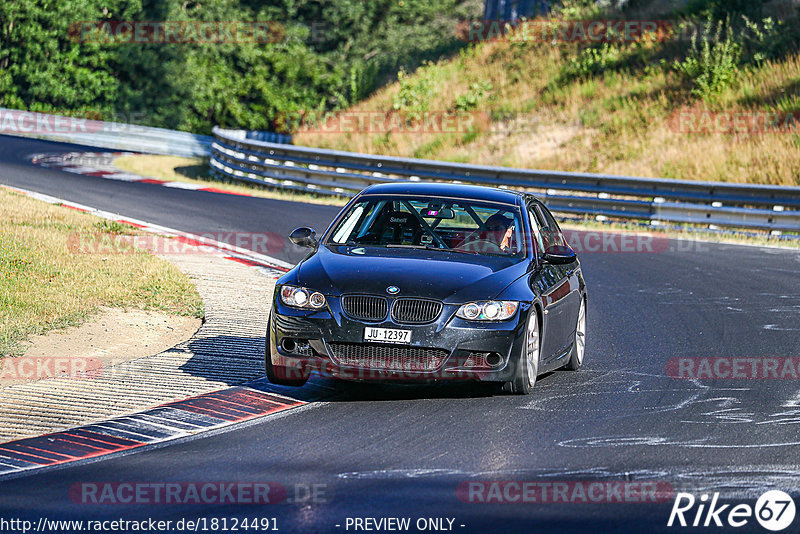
385;244;432;249
442;247;481;255
386;243;458;251
385;244;481;254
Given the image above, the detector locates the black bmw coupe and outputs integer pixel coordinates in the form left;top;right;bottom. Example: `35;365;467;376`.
266;182;586;394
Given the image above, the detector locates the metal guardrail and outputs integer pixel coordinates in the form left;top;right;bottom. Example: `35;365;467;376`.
245;130;293;144
211;127;800;232
3;107;795;232
0;108;212;158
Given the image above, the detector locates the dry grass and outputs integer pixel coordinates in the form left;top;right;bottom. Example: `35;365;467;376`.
0;188;204;356
294;19;800;186
114;155;209;183
113;155;348;206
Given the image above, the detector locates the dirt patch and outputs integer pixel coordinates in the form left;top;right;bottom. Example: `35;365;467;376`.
1;308;201;388
466;116;590;168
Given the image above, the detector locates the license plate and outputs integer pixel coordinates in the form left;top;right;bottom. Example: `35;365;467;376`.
364;327;412;344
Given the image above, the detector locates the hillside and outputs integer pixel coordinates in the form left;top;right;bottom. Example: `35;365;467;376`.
295;0;800;186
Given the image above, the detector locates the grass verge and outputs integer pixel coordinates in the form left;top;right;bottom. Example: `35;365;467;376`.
0;188;204;357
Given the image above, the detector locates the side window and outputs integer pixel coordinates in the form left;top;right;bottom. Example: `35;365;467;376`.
528;208;546;255
394;202;414;215
331;205;366;244
330;201;380;244
535;204;565;249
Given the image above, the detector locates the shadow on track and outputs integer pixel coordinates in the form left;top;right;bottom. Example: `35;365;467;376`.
179;334;563;402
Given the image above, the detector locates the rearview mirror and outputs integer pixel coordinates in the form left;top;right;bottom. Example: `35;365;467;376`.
289;227;318;248
421;207;455;219
542;245;576;265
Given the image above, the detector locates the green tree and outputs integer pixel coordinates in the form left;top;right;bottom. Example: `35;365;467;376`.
0;0;483;133
0;0;140;116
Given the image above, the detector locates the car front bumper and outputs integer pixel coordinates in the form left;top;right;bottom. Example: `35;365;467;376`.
268;297;530;383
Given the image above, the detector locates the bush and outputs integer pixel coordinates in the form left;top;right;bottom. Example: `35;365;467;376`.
392;65;435;115
674;19;741;100
682;0;768;20
454;81;492;111
562;43;624;79
554;0;605;20
741;16;799;65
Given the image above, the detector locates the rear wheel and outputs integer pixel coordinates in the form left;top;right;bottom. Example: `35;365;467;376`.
564;298;586;371
265;310;309;387
502;310;540;395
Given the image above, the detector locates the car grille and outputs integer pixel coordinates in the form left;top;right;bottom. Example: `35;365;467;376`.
391;298;443;324
341;295;388;321
328;343;449;372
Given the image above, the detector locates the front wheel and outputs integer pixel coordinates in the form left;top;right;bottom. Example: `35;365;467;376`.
564;297;586;371
265;310;309;387
502;310;540;395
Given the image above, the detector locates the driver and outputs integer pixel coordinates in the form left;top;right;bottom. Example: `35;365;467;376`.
484;213;514;252
459;212;515;253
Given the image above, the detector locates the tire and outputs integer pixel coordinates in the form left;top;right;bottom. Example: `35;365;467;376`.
502;310;540;395
564;297;586;371
265;310;309;387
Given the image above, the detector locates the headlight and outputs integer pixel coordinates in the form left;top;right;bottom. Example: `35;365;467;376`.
456;301;518;321
280;285;326;309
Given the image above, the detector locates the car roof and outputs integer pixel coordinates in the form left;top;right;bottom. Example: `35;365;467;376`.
359;181;524;205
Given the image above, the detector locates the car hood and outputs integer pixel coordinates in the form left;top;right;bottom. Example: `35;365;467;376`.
296;245;528;303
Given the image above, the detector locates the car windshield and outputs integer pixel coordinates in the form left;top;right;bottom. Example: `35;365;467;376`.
327;196;524;257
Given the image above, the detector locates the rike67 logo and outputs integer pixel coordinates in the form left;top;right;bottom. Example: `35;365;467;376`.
668;491;796;531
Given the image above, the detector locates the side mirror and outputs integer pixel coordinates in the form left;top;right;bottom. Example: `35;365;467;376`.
289;227;318;248
542;245;576;265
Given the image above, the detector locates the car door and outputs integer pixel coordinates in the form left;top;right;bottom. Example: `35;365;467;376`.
528;203;576;363
537;203;582;356
527;204;565;364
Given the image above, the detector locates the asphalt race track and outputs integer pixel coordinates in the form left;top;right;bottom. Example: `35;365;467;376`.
0;135;340;266
2;134;800;533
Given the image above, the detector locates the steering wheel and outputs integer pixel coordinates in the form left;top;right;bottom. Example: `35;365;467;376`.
457;239;503;253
